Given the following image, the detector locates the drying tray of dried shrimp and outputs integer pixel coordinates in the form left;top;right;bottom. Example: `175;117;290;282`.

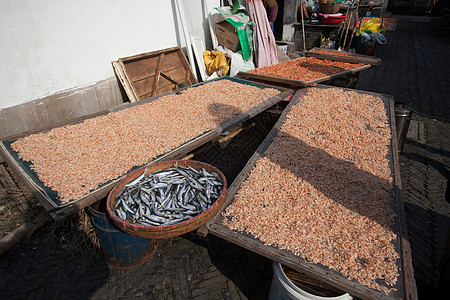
207;87;416;300
237;56;371;88
305;47;382;66
0;76;293;220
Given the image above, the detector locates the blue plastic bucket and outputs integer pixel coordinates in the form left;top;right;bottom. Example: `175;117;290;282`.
88;205;157;269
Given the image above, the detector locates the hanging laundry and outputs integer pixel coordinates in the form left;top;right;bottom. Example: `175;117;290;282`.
247;0;278;68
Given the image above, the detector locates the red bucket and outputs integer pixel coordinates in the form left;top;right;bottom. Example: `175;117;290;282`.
319;13;347;25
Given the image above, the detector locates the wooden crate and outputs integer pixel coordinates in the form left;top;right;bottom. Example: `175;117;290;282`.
112;46;197;102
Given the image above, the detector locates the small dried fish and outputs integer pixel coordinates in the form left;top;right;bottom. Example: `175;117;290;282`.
113;163;223;226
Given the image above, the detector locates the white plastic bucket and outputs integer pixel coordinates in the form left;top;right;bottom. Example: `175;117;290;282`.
278;45;288;53
268;262;352;300
276;42;288;53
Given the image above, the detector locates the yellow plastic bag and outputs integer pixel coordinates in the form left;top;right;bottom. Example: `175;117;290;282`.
358;18;385;34
203;50;229;77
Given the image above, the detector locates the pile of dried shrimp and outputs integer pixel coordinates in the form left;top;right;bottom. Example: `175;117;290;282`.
248;57;366;81
222;87;399;294
12;80;279;202
313;49;353;56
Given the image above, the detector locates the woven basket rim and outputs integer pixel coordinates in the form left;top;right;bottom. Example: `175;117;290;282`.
106;160;227;238
319;2;342;14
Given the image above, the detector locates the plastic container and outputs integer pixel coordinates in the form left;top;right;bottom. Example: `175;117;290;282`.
277;42;288;53
88;204;157;269
269;262;352;300
356;36;376;55
371;32;387;45
318;13;347;25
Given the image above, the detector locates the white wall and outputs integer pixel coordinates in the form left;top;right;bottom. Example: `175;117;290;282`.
0;0;220;110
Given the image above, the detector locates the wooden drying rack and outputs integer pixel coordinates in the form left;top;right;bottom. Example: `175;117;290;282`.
112;46;197;102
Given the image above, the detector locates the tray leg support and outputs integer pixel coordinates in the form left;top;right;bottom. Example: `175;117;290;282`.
196;225;209;237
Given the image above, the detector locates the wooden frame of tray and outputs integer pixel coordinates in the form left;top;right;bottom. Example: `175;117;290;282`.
206;86;417;300
305;47;382;66
237;57;371;88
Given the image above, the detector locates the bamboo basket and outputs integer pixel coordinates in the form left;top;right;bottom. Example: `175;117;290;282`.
319;2;342;14
106;160;227;239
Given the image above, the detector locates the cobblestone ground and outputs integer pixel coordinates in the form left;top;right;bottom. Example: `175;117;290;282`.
398;116;450;295
0;224;273;299
356;16;450;122
0;15;449;300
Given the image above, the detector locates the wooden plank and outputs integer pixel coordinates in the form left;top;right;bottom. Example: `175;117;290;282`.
118;59;141;102
206;86;416;300
134;76;157;98
122;51;180;83
136;68;187;99
305;51;381;66
151;53;164;97
130;67;187;99
113;46;197;101
160;67;188;85
112;60;139;102
389;98;418;300
160;71;179;85
176;47;196;84
238;72;310;87
117;46;180;63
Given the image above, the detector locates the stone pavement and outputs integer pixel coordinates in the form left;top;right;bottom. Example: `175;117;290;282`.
1;15;450;300
398;116;450;295
355;15;450;122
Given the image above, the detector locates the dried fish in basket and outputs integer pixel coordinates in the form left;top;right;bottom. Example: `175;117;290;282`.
107;160;227;239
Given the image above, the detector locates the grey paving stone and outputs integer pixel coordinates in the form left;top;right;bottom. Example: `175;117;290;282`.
226;279;241;300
